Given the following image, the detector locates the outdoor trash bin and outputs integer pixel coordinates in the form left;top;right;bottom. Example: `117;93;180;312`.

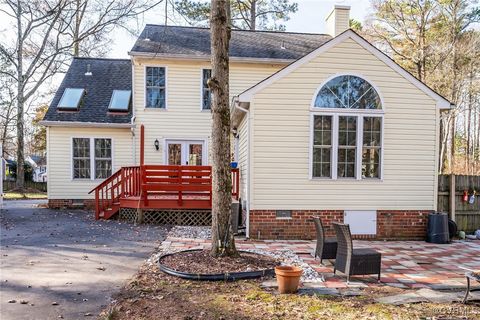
426;212;450;244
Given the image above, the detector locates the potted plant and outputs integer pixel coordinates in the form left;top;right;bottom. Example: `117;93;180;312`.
275;265;303;294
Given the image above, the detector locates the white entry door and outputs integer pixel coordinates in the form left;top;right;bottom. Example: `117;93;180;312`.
166;140;206;165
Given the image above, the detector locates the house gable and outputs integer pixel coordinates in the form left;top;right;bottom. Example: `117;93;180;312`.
237;30;451;109
245;31;441;211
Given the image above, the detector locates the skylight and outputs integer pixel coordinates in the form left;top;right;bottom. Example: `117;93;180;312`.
108;90;131;111
58;88;84;110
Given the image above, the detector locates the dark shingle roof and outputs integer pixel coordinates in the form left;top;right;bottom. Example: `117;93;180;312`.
130;25;332;60
44;57;132;124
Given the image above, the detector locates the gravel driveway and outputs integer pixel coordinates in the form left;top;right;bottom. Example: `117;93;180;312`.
0;200;168;320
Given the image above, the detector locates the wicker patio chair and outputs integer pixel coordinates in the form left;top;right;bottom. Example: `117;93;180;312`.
333;222;381;283
312;216;337;264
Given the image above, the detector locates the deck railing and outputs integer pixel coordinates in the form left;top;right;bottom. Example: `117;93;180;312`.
122;166;141;197
89;168;123;220
90;164;240;219
142;165;212;207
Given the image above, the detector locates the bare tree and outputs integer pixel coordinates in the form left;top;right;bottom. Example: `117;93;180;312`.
68;0;164;57
209;0;238;257
0;0;164;189
364;0;480;174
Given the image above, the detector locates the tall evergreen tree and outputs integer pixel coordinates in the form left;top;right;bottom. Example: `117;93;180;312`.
175;0;298;30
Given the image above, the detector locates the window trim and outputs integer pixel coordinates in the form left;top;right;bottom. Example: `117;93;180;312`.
309;112;384;181
200;68;212;111
144;65;168;110
310;114;334;179
71;137;91;180
162;138;209;165
310;73;385;112
93;138;113;179
70;137;115;181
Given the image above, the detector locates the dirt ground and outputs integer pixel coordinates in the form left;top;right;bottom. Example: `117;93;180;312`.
0;200;168;320
102;261;480;320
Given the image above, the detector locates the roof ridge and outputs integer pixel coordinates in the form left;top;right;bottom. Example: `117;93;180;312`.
144;24;330;37
73;57;131;62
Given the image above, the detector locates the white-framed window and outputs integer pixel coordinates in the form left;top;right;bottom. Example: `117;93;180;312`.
312;115;332;178
145;67;166;108
310;75;383;180
201;69;212;110
94;138;112;179
72;138;91;179
72;138;112;180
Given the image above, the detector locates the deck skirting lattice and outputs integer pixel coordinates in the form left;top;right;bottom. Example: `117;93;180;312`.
119;208;211;226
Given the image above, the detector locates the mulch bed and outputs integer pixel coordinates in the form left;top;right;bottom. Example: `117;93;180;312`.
160;250;278;274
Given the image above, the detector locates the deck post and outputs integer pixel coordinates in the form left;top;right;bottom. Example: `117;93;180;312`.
136;208;144;224
95;189;100;220
121;168;125;197
449;173;456;222
140;124;145;166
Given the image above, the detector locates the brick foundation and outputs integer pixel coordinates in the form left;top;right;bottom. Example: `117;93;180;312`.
249;210;430;240
48;199;95;210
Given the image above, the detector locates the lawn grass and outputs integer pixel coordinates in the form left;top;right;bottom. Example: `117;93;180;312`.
99;262;480;320
3;191;47;199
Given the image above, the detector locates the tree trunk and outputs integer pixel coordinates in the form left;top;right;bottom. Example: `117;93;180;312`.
73;0;81;56
249;0;256;31
209;0;237;257
15;0;25;190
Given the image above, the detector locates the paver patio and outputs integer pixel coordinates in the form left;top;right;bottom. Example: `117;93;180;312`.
162;236;480;290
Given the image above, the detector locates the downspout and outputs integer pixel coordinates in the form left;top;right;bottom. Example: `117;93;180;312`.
130;61;136;165
131;116;136;164
233;98;251;238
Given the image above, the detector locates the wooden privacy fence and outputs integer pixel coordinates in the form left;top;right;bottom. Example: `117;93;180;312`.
2;180;47;192
438;175;480;232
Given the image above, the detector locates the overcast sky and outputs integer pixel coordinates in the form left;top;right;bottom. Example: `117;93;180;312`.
109;0;372;58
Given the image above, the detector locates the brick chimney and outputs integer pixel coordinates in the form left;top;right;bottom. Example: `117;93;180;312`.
325;5;351;37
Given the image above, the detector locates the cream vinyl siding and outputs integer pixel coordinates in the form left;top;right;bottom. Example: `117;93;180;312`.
334;9;350;35
133;58;281;164
237;115;249;201
250;38;439;210
326;7;350;36
47;127;132;199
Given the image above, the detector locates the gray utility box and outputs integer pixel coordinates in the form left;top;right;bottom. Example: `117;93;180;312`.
231;200;240;234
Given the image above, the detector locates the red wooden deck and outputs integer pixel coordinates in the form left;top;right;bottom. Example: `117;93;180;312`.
89;125;240;220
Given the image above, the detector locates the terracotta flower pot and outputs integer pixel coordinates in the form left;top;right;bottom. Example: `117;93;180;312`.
275;266;303;294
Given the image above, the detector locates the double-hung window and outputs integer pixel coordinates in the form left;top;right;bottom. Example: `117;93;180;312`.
311;75;383;180
337;116;357;178
73;138;91;179
312;115;332;178
146;67;166;108
72;138;112;180
94;139;112;179
202;69;212;110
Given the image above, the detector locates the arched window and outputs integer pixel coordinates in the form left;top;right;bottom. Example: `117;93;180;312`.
311;75;383;180
314;75;382;109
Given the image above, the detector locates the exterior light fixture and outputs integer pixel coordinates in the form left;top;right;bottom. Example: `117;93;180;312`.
154;139;159;151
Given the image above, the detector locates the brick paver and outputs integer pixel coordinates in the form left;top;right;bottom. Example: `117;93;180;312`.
162;237;480;290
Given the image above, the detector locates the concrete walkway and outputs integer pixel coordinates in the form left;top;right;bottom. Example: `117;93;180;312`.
0;200;168;320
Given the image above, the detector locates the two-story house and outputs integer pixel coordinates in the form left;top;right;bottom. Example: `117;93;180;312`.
42;6;452;240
